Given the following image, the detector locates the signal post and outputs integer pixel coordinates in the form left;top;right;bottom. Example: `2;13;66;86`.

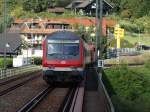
114;27;124;63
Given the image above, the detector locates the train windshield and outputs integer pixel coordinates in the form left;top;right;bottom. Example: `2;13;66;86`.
47;40;79;60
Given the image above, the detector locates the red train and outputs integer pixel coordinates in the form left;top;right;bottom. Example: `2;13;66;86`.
42;31;95;84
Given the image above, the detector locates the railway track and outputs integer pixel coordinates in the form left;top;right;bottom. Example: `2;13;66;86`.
59;87;77;112
0;71;40;86
0;74;41;96
59;84;84;112
17;87;75;112
17;86;54;112
16;84;84;112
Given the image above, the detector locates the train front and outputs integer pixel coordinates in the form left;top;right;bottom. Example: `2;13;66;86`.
42;31;84;84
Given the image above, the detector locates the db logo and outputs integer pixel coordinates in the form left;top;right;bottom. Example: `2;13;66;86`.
61;61;66;64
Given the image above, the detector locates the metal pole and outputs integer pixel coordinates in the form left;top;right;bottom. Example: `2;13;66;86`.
99;0;103;59
31;19;33;60
27;47;28;65
95;0;99;65
3;0;7;70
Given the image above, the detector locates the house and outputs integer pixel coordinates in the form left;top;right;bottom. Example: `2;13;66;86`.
0;33;22;57
8;17;109;57
66;0;113;16
47;7;65;14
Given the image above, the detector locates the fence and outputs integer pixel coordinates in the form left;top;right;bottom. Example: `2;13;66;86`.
0;65;42;79
96;68;115;112
107;48;140;58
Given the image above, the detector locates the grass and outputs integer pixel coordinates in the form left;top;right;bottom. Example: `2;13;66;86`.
109;39;134;48
103;64;150;112
109;32;150;48
124;33;150;46
105;52;150;65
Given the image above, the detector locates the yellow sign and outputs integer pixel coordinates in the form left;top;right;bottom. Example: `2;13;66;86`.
114;28;124;39
114;27;125;48
117;38;121;48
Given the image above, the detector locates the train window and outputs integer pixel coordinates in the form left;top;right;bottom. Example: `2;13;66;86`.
47;42;80;60
47;44;63;55
63;44;79;56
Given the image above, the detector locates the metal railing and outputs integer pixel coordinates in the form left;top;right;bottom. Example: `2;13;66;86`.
0;65;42;79
96;69;115;112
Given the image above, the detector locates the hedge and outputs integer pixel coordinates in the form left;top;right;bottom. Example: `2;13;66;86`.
0;58;13;68
33;57;42;65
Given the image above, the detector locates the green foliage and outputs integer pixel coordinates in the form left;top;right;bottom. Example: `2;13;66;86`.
54;0;73;7
0;16;14;33
0;21;4;33
134;16;150;33
120;10;132;18
0;58;3;68
0;58;13;68
119;20;140;33
22;0;73;13
104;66;150;112
10;6;25;18
144;60;150;69
33;57;42;65
109;39;134;48
73;24;95;42
23;0;51;13
109;0;150;18
6;58;13;68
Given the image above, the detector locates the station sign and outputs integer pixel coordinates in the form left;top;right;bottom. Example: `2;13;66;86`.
98;60;104;68
114;28;124;39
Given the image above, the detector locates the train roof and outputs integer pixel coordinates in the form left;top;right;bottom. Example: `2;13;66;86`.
46;31;81;40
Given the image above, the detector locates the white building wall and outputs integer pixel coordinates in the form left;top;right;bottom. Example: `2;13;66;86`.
22;49;43;57
33;50;43;57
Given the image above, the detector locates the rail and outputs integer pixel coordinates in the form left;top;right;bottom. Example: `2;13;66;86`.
59;83;84;112
96;68;115;112
0;65;42;79
17;87;54;112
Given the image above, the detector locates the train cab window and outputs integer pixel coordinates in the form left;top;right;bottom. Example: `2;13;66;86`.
47;41;80;60
63;44;79;56
47;44;63;55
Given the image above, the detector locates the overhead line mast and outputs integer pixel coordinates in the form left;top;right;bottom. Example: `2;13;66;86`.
96;0;103;68
3;0;7;69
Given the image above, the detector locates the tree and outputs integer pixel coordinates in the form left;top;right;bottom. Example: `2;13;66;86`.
54;0;73;7
109;0;150;18
23;0;51;13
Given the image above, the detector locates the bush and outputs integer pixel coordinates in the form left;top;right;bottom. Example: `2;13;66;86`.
0;58;3;68
119;21;140;33
33;57;42;65
0;58;13;68
134;16;150;33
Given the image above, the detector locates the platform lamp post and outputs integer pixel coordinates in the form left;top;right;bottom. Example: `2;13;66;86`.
5;43;10;67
